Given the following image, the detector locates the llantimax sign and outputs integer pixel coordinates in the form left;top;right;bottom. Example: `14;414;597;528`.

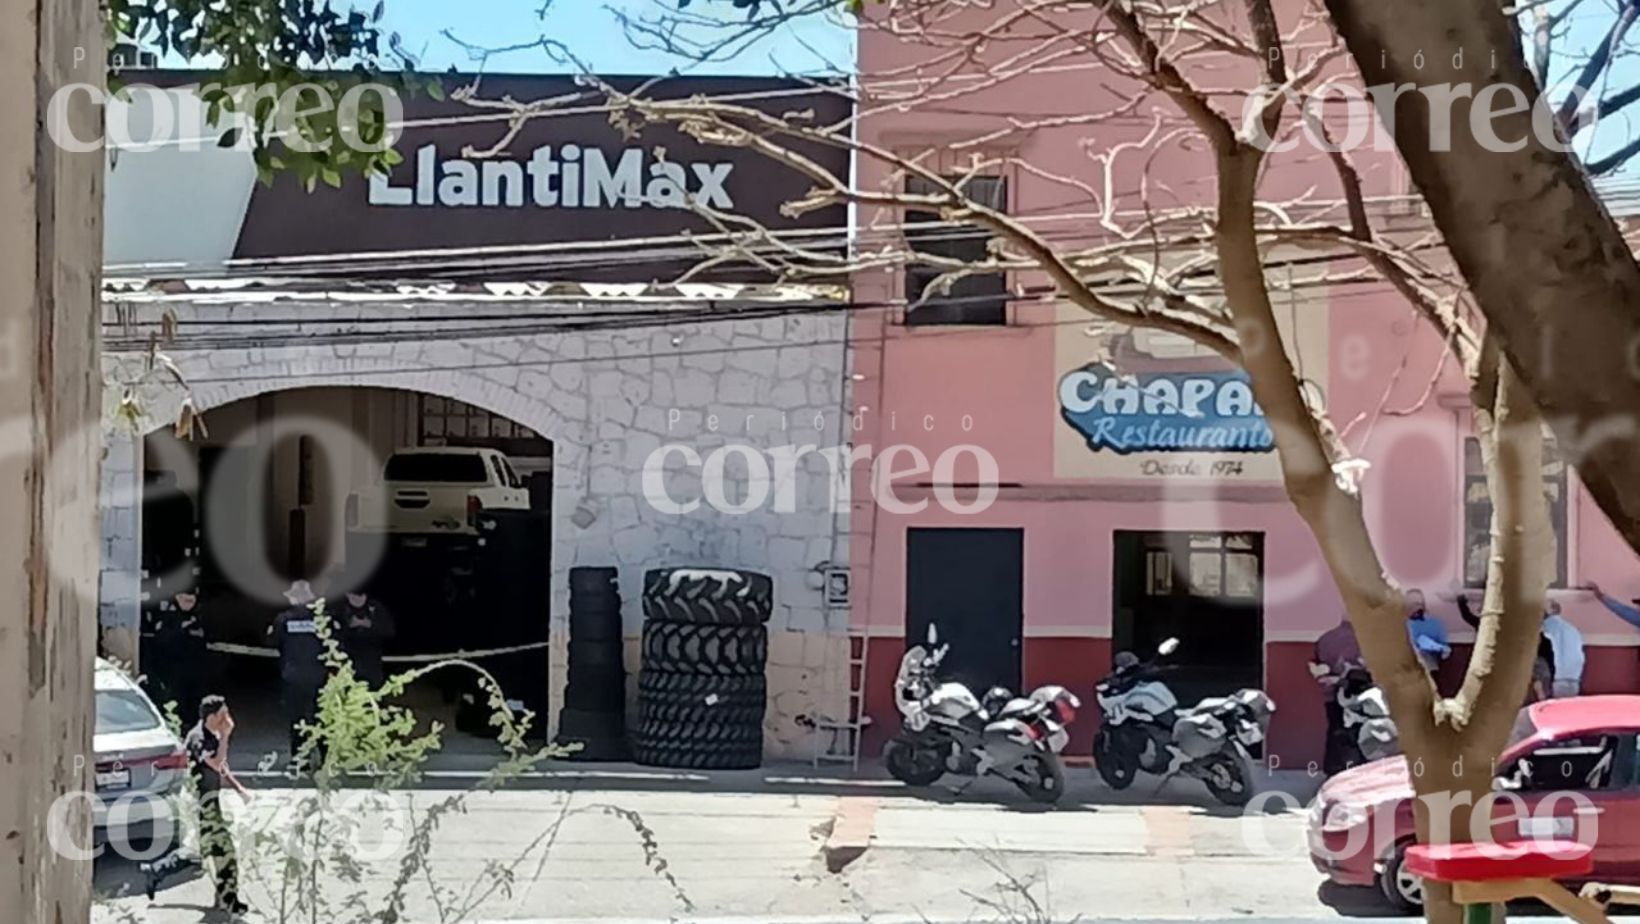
1058;364;1273;454
104;72;851;281
368;145;735;210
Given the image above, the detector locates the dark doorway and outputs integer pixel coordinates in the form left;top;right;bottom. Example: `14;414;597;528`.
905;527;1024;695
1113;531;1264;704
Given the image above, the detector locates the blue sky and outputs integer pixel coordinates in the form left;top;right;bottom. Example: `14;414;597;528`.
378;0;855;75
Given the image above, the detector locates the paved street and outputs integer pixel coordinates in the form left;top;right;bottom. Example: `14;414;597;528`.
90;766;1408;924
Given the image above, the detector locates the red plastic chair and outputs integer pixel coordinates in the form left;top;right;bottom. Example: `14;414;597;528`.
1405;841;1604;924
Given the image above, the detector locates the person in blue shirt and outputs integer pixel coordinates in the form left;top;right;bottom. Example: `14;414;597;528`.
1587;581;1640;629
1404;588;1450;672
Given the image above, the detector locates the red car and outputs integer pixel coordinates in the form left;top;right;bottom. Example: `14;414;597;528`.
1309;695;1640;912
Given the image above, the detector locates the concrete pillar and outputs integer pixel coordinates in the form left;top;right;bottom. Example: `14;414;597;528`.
0;0;104;920
99;428;143;664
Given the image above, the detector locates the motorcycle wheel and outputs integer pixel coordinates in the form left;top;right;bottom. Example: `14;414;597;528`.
885;739;946;787
1199;752;1253;807
1013;752;1066;804
1093;730;1139;790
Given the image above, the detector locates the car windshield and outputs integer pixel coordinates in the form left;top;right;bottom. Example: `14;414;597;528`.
95;689;162;737
1506;708;1540;750
384;454;488;483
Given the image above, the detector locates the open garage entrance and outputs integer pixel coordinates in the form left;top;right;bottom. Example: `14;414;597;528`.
139;385;555;761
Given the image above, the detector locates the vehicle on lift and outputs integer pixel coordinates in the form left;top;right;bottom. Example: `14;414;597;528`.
885;626;1080;803
349;447;529;536
1092;637;1275;806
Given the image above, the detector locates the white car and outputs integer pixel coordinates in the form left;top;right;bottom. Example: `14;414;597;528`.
93;658;185;848
350;447;530;536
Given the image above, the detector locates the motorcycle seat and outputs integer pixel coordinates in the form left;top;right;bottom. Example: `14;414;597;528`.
995;698;1040;720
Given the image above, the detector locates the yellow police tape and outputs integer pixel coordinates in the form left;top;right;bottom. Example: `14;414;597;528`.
205;641;553;662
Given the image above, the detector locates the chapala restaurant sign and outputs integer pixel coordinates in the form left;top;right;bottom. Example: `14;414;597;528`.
104;73;850;281
1058;364;1273;454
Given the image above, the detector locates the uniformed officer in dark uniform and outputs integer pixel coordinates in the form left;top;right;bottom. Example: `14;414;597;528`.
269;580;327;763
336;590;395;686
143;693;249;914
140;590;209;720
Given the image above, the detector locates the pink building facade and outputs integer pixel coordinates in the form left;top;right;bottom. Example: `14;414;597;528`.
845;8;1640;768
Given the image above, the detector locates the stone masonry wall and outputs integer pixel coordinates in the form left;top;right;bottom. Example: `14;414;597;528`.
100;297;854;757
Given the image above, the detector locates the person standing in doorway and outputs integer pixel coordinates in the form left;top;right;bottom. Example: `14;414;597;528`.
270;580;327;766
143;694;250;915
1405;589;1451;673
337;589;395;687
1538;600;1586;697
1309;617;1363;775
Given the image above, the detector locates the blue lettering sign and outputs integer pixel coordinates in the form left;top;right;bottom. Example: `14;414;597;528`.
1058;364;1273;455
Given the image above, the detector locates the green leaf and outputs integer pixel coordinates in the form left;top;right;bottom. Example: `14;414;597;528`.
426;78;446;102
217;127;241;148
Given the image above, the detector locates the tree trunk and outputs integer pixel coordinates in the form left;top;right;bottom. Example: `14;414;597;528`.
0;0;104;920
1323;0;1640;557
1215;146;1550;924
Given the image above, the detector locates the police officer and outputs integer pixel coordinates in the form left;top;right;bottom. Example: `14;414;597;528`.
269;580;327;765
140;590;209;720
143;693;250;915
336;590;395;687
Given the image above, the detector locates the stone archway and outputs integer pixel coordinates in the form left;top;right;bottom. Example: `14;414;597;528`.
100;298;856;755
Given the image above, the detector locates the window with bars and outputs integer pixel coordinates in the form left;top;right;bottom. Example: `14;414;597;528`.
1463;437;1568;588
1143;533;1262;600
418;395;551;456
903;174;1009;326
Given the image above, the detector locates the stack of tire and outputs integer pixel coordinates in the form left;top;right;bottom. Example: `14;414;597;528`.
556;567;631;761
633;568;772;769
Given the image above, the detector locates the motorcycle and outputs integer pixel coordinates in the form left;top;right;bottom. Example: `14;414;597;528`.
1092;638;1275;807
885;627;1080;804
1336;664;1398;767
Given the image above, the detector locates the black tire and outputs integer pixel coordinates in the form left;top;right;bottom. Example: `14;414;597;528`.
641;622;767;676
1012;752;1067;804
885;739;945;786
1094;728;1140;790
569;616;623;644
632;739;762;770
637;670;767;698
1379;842;1424;913
634;718;763;747
569;567;619;594
558;706;625;740
1199;751;1254;807
637;698;765;728
637;683;766;715
642;568;773;626
563;677;628;712
569;596;622;614
557;735;632;762
568;640;625;672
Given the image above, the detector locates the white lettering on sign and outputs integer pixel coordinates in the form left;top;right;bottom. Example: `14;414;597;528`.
367;144;736;210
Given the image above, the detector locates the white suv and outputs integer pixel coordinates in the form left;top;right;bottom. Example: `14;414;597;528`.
351;447;530;536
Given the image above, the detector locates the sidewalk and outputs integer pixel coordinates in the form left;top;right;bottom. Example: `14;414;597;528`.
91;767;1345;924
